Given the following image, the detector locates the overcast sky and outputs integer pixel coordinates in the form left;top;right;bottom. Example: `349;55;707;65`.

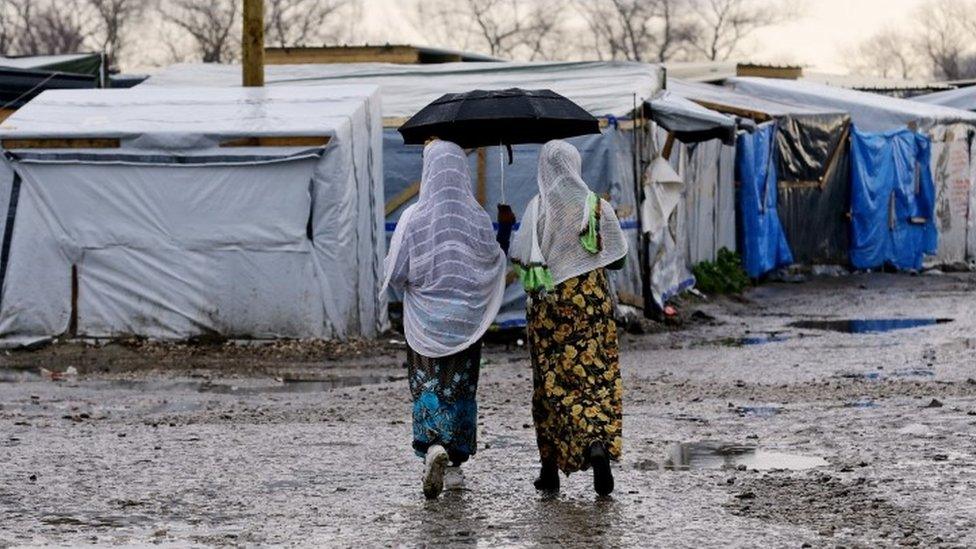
356;0;926;74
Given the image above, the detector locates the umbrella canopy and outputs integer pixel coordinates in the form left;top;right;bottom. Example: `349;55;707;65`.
397;88;601;148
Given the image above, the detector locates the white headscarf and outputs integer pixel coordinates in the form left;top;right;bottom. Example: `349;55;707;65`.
381;140;507;358
512;140;628;287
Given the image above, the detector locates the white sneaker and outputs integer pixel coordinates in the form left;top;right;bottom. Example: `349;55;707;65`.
423;445;449;499
443;465;465;491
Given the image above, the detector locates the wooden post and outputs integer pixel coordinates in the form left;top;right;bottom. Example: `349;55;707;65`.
69;265;78;338
242;0;265;87
476;147;487;206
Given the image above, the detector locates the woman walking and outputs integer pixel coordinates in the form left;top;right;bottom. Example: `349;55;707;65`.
382;140;510;499
511;140;628;496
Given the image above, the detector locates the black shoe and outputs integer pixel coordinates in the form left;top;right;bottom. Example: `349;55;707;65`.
590;442;614;496
533;463;560;492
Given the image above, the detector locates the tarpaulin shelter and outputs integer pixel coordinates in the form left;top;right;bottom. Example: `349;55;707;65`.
144;61;664;327
668;79;851;267
736;123;794;277
729;76;976;267
849;128;937;270
0;85;385;346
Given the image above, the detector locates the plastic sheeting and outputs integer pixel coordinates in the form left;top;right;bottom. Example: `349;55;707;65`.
644;90;736;145
849;128;937;271
736;123;794;278
669;79;853;265
143;61;664;119
0;85;386;344
727;77;976;133
911;86;976;111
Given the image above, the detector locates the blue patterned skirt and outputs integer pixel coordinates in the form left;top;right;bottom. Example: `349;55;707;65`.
407;342;481;464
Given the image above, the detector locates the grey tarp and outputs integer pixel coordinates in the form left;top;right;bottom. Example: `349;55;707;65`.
144;61;664;326
670;79;852;265
0;85;386;346
645;90;737;145
729;77;976;264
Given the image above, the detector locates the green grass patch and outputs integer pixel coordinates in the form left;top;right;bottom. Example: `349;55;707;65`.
692;248;750;295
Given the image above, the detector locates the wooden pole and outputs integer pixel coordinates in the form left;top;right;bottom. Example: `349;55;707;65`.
242;0;264;87
476;147;487;206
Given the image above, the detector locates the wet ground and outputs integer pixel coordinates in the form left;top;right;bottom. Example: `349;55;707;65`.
1;272;975;547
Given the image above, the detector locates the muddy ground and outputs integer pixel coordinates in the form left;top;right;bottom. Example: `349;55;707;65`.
1;272;975;547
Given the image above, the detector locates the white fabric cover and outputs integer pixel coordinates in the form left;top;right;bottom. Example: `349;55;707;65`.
727;77;976;133
382;140;506;358
512;140;627;286
642;156;684;236
143;61;664;118
0;85;386;343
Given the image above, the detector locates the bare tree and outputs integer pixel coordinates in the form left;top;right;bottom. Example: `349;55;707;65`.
844;28;919;79
915;0;972;80
86;0;146;69
575;0;693;62
0;0;18;53
412;0;568;61
11;0;95;55
158;0;239;63
265;0;360;48
686;0;793;61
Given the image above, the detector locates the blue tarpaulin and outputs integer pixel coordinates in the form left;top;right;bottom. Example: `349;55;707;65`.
736;122;794;277
849;127;937;271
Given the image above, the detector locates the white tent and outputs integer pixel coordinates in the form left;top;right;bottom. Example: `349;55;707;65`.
0;85;385;346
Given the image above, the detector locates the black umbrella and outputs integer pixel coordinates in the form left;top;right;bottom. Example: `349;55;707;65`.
398;88;600;203
398;88;600;150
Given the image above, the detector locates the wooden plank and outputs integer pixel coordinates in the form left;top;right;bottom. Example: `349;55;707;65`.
662;132;676;160
778;180;823;189
689;99;773;123
0;108;16;122
69;264;78;338
2;138;120;149
476;147;487;206
219;136;331;147
266;46;420;65
818;121;850;190
385;181;420;216
242;0;265;87
617;291;644;309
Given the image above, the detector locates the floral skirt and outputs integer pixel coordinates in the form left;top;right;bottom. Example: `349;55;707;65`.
527;268;623;474
407;342;481;464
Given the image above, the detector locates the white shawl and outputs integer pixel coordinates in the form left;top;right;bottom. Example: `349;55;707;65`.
381;140;507;358
512;140;628;287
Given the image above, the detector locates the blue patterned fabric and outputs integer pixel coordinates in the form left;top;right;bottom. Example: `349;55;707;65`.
407;343;481;462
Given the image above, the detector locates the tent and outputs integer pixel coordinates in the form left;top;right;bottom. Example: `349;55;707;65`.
668;79;851;268
729;77;976;267
913;86;976;111
0;85;385;346
144;61;664;326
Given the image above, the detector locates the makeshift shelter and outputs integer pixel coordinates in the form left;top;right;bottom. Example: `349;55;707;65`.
144;61;664;326
729;77;976;267
668;79;851;268
0;85;385;346
644;89;738;304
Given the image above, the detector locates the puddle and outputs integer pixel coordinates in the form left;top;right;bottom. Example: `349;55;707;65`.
838;368;935;381
844;398;879;409
84;375;405;395
662;441;828;471
739;334;791;346
789;318;952;334
735;405;781;418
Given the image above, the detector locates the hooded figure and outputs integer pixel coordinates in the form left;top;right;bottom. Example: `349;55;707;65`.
512;139;627;496
382;140;508;499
